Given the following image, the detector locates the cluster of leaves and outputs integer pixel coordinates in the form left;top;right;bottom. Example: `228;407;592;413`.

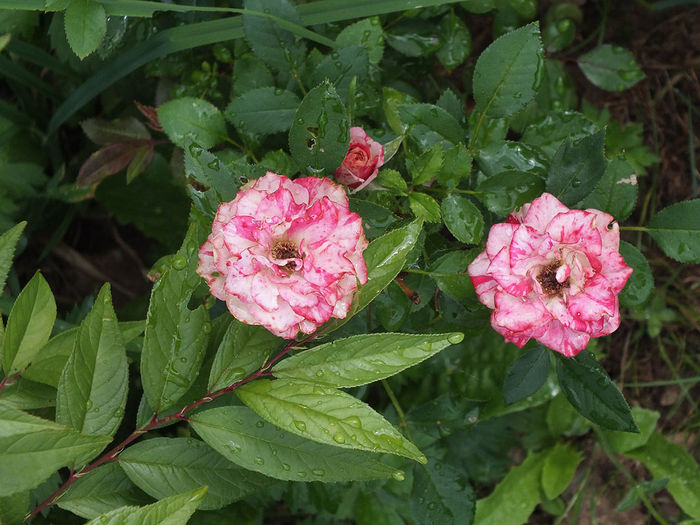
1;0;700;524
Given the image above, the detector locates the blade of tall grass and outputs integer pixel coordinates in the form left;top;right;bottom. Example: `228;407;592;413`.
0;56;56;98
5;40;75;77
47;0;463;135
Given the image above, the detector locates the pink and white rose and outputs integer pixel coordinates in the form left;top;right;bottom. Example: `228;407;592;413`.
197;172;368;339
467;193;633;357
334;127;384;192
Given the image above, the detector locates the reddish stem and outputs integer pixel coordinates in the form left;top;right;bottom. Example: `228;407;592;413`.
0;373;21;394
24;332;317;522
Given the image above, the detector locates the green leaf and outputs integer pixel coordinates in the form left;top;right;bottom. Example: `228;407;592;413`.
412;461;475;525
521;110;598;158
58;463;150;519
436;10;471;70
503;345;550;405
616;478;669;513
225;87;300;137
336;17;384;66
319;220;422;334
545;129;607;206
541;442;582;499
474;449;548;525
56;284;127;438
408;144;444;185
312;45;369;102
184;145;239;204
76;142;146;187
579;157;638;221
141;223;210;413
157;97;227;150
232;54;274;95
374;282;411;331
376;168;408;194
0;221;25;295
398;103;464;146
476;140;549;178
243;0;306;74
119;437;271;510
349;199;399;240
208;319;282;392
555;351;638;432
0;378;56;410
288;81;348;175
476;170;545;216
190;405;404;482
438;143;472;189
600;407;659;454
2;272;56;375
578;44;645;92
274;332;463;388
441;194;484;244
64;0;106;59
85;487;207;525
409;192;442;223
81;117;150;145
0;490;28;524
626;432;700;519
428;249;478;301
472;22;544;118
0;402;111;497
618;241;653;308
237;378;426;463
647;199;700;263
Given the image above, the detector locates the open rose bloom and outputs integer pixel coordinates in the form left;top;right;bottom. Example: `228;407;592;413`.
468;193;633;357
333;127;384;192
197;172;368;339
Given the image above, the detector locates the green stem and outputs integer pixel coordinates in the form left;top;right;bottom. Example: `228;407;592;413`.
619;226;648;232
381;379;411;439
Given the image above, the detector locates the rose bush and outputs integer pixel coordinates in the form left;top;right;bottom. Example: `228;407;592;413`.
468;193;633;357
333;127;384;192
197;172;368;338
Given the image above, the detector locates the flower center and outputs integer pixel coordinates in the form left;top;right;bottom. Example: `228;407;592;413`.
270;240;301;271
537;260;568;296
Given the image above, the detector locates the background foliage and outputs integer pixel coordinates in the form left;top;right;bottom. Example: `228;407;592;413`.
0;0;699;524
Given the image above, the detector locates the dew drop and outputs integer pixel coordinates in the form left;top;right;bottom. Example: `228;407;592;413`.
172;255;187;270
297;471;307;478
392;470;405;481
448;333;464;344
343;415;362;428
333;433;346;444
428;502;437;510
202;322;212;334
85;400;93;410
188;143;203;158
294;420;307;432
315;369;324;377
571;178;582;188
180;357;187;363
311;469;325;476
282;463;291;470
254;456;265;465
255;420;265;428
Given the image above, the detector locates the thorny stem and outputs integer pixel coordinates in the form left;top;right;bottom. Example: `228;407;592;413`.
24;333;317;522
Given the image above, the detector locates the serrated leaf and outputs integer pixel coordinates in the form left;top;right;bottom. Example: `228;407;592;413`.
545;129;607;206
336;17;384;66
626;432;700;519
477;140;549;178
232;54;274;95
58;463;150;519
141;223;210;413
274;332;463;388
56;284;127;438
64;0;106;59
521;110;598;158
441;194;484;244
409;192;441;223
243;0;306;74
398;103;464;146
579;157;638;221
541;442;582;499
0;221;25;295
476;170;545;216
157;97;227;150
208;320;282;392
428;249;478;301
438;142;471;189
81;117;150;145
578;45;645;92
412;460;475;525
376;168;408;194
312;46;369;102
2;272;56;375
616;478;669;513
191;406;403;482
349;199;399;240
472;22;543;118
437;89;464;123
408;144;444;185
85;487;207;525
503;345;549;405
319;220;422;334
555;350;638;432
0;402;111;497
288;81;348;175
237;378;426;462
647;199;700;263
184;145;239;204
225;87;300;137
436;10;471;70
474;449;548;525
119;437;271;510
618;241;653;308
